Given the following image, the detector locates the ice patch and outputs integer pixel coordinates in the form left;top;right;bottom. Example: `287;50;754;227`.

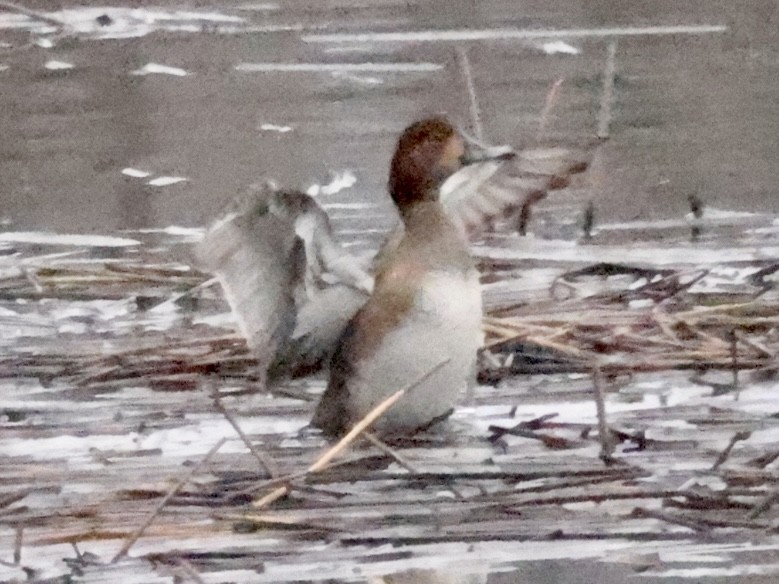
147;176;188;187
0;8;247;40
235;3;280;11
652;565;779;577
124;225;205;241
331;70;383;85
477;239;779;266
44;60;74;70
121;167;151;178
307;170;357;196
602;207;762;232
236;62;442;73
0;232;139;247
321;202;376;211
540;41;580;55
259;123;293;133
132;63;189;76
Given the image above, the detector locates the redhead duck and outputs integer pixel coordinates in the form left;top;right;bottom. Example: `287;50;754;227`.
312;117;498;436
198;117;591;434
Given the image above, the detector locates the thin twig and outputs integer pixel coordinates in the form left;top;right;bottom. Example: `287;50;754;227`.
455;46;485;142
0;1;68;29
148;276;220;314
234;455;369;499
749;489;779;520
729;328;740;400
362;431;466;500
362;431;416;473
735;331;774;358
537;77;564;140
592;366;616;464
211;385;279;478
111;437;227;563
597;40;617;138
71;542;83;564
177;558;208;584
13;527;21;565
711;431;751;470
630;507;710;532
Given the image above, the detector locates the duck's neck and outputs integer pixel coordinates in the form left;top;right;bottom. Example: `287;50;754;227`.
393;198;471;270
397;198;447;232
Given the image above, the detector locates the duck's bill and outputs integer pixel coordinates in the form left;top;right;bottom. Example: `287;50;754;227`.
460;141;516;166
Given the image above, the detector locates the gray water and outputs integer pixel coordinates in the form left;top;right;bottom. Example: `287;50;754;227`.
1;1;777;241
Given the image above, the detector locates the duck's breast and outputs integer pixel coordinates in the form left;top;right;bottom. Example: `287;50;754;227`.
348;267;483;434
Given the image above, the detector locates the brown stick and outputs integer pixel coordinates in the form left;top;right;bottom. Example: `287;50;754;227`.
111;437;227;563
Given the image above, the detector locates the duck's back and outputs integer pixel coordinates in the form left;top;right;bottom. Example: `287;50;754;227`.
312;204;483;437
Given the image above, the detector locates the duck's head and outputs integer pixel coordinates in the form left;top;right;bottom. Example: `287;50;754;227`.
388;116;512;218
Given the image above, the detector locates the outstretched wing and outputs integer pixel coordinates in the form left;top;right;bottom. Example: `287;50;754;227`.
440;144;594;235
195;186;303;368
196;185;372;378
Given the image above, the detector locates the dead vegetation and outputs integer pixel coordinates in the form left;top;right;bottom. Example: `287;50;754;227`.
1;237;779;581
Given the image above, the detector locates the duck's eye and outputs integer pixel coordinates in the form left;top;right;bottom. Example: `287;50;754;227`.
458;152;471;166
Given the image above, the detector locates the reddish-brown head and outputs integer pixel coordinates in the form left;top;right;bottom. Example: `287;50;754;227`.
388;117;465;213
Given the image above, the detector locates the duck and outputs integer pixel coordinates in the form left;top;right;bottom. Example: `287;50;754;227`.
312;117;502;437
197;116;592;435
